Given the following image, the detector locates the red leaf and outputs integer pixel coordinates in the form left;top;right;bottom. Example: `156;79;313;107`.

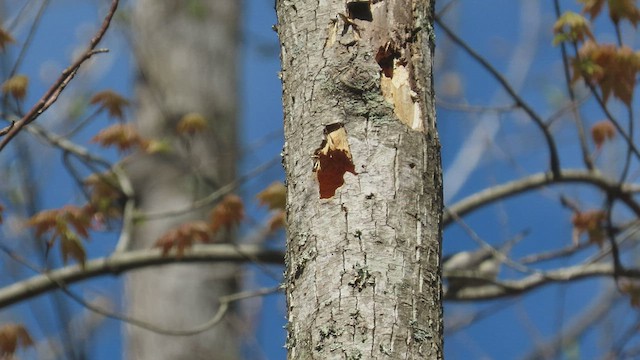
0;323;33;356
155;221;211;257
176;112;208;136
256;182;286;210
1;75;28;100
571;210;607;246
0;27;14;52
267;210;286;233
92;124;149;152
90;90;130;120
27;206;91;265
591;120;615;149
209;194;244;234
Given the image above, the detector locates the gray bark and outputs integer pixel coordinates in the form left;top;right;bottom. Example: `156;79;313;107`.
277;0;443;359
125;1;240;359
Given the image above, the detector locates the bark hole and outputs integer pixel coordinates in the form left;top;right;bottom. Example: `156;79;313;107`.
377;42;425;131
347;0;373;21
375;41;400;77
313;123;356;199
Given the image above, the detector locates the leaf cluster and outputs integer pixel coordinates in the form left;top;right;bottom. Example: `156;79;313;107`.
155;194;245;256
83;172;125;223
1;75;28;101
554;2;640;105
256;182;287;232
176;112;208;136
571;209;608;246
91;123;150;153
27;205;92;266
90;90;129;120
0;323;32;358
156;182;287;256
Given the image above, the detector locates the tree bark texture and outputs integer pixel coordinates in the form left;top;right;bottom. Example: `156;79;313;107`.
277;0;443;359
125;1;240;359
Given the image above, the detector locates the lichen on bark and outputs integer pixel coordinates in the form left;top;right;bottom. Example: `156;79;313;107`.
278;0;442;358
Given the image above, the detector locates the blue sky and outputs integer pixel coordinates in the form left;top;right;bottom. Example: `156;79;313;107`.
2;0;640;359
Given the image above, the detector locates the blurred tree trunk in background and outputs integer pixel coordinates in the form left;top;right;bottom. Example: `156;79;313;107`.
276;0;443;358
125;1;240;359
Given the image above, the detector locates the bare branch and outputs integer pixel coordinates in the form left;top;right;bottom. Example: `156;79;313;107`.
519;242;589;265
435;15;562;176
16;242;280;338
0;121;14;136
26;123;112;168
0;244;284;309
444;169;640;227
445;263;640;301
0;0;120;151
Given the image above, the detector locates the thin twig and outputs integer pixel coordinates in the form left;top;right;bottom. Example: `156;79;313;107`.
445;298;519;334
444;169;640;227
519;242;589;265
61;285;280;336
521;286;621;360
436;0;461;18
613;315;640;359
445;263;640;301
435;16;562;176
139;156;281;220
0;242;281;335
619;106;635;182
113;164;135;253
61;107;103;138
4;1;32;32
584;220;640;264
604;196;624;289
7;0;50;79
0;0;119;151
611;16;636;185
62;151;92;200
583;75;640;161
436;98;518;114
552;0;594;170
447;211;534;274
0;121;14;136
26;122;112;168
0;240;281;335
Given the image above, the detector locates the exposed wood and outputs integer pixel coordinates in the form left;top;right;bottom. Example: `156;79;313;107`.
277;0;443;358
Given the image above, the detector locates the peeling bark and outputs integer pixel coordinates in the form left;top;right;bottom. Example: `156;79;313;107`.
277;0;443;358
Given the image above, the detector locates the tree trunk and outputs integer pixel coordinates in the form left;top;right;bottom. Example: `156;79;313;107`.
125;1;240;359
277;0;443;359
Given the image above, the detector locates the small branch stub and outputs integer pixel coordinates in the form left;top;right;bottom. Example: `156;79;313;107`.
313;123;356;199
